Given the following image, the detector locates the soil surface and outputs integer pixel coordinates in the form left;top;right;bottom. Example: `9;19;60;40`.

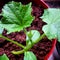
0;2;52;60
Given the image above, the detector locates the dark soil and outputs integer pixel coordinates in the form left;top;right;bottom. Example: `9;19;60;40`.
0;2;52;60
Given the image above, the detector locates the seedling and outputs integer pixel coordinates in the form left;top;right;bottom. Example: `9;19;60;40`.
0;1;60;60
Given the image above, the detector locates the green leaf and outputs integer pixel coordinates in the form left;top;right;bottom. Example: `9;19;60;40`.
0;54;9;60
0;24;23;34
41;8;60;42
24;51;37;60
26;30;40;45
0;21;3;34
0;1;34;34
0;27;3;34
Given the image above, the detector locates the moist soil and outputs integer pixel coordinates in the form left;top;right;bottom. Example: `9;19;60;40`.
0;2;52;60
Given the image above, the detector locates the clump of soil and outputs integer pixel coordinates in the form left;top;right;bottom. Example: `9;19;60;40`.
0;3;52;60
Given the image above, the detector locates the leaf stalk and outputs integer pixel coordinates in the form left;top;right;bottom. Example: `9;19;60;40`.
0;34;25;49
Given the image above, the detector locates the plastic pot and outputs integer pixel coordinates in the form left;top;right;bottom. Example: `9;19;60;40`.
0;0;57;60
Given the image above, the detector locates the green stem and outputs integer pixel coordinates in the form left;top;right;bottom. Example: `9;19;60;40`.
12;50;24;55
23;28;27;35
12;33;46;55
23;28;33;45
12;43;32;55
0;34;25;49
35;33;46;43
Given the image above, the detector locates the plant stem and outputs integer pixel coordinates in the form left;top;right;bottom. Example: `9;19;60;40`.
11;33;46;55
23;28;33;45
35;33;46;43
23;28;27;35
0;34;25;49
12;43;32;55
12;50;24;55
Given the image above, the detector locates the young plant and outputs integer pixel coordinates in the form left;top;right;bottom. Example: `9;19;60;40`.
0;1;60;60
